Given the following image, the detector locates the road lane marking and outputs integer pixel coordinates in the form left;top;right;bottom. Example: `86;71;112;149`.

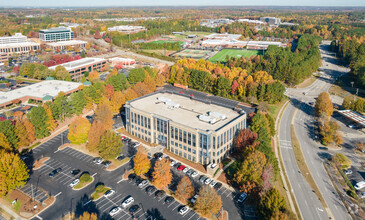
117;179;124;183
55;192;62;197
91;173;97;177
35;215;43;220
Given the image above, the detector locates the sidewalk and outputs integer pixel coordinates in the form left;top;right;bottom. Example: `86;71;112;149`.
0;201;25;220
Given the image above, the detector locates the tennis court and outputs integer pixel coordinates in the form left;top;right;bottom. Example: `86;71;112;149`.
208;49;263;62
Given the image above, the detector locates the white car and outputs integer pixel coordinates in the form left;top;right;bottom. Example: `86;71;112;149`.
360;192;365;199
211;163;217;169
183;167;190;173
210;180;217;187
138;179;149;188
134;142;141;148
191;171;198;178
69;179;79;188
354;181;365;190
109;206;122;216
179;206;189;215
122;196;134;208
104;189;115;198
190;194;198;204
170;160;176;166
204;178;212;185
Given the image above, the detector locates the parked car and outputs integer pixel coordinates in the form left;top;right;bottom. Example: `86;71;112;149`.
93;157;103;164
360;192;365;199
70;169;81;176
179;206;189;215
205;178;212;185
155;190;166;199
49;168;62;177
135;176;143;185
186;169;193;176
122;196;134;208
191;171;198;178
128;173;136;181
117;155;125;161
120;136;126;140
210;163;217;169
237;192;247;203
138;179;149;188
170;160;176;167
210;180;217;187
214;182;222;190
102;160;111;168
344;169;353;175
164;196;174;204
109;206;122;216
146;185;155;193
129;204;140;214
69;179;80;187
154;152;163;160
133;142;141;148
177;165;186;171
199;175;207;183
190;194;198;203
354;181;365;190
183;167;190;173
104;189;115;198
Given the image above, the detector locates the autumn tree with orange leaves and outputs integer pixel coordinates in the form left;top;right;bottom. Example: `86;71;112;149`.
94;103;114;130
175;176;195;203
133;146;151;176
194;186;222;218
152;158;172;189
86;121;105;152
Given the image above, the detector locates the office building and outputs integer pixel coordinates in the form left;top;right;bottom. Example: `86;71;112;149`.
203;33;242;41
48;58;106;81
107;26;146;34
0;33;27;45
0;53;8;63
125;92;247;165
260;17;281;25
39;27;74;42
45;40;87;51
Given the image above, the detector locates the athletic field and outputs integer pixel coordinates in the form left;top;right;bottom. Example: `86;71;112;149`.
209;49;263;62
173;49;211;59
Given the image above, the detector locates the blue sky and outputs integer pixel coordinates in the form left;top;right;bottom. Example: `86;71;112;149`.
1;0;365;7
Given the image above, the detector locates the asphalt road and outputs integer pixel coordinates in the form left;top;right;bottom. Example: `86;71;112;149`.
279;41;352;220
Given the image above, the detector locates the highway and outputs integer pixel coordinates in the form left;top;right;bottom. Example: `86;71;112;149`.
279;41;351;220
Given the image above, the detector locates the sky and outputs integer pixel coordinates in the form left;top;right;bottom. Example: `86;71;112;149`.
1;0;365;7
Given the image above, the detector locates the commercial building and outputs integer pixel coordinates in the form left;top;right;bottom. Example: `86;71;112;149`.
0;33;27;45
125;92;247;165
109;57;135;66
201;39;286;50
260;17;281;25
39;27;74;42
48;58;107;81
0;80;82;108
45;40;88;51
107;26;146;34
0;53;8;63
200;19;234;28
237;19;265;25
203;33;241;41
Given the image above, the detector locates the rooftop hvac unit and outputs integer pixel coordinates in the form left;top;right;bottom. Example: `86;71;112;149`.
208;111;226;120
165;101;180;109
198;115;217;124
157;97;171;102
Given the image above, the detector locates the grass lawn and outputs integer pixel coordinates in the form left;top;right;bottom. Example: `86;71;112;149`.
73;173;93;190
13;200;22;213
91;185;111;200
269;97;289;120
209;49;263;62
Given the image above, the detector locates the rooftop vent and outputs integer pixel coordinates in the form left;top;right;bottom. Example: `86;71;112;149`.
157;97;171;102
198;115;217;124
208;111;226;120
165;101;180;109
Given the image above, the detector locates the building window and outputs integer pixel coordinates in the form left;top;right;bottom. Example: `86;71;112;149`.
148;118;151;129
183;131;187;143
175;142;178;147
141;116;144;127
175;149;178;154
188;133;191;145
192;149;196;154
184;153;187;158
188;155;191;160
188;147;191;152
175;128;178;140
192;134;196;147
171;141;174;145
183;146;187;150
179;151;182;156
179;129;182;142
213;152;215;156
179;144;182;149
137;115;140;125
213;137;216;149
193;156;196;161
170;126;174;138
224;132;227;144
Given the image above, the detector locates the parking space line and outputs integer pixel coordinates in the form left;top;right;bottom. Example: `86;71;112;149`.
187;212;197;220
98;200;113;210
95;197;106;205
172;203;180;210
183;209;191;217
158;195;166;202
168;200;176;207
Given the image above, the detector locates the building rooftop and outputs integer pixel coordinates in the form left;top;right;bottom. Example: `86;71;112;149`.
0;80;82;106
128;92;242;131
338;110;365;127
204;33;242;40
201;39;284;47
0;41;40;49
48;58;106;71
39;27;72;33
45;40;88;47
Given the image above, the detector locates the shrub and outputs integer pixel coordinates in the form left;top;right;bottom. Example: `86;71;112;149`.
333;153;351;169
79;173;92;183
95;184;106;193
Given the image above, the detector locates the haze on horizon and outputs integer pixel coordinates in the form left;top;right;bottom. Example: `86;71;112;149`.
2;0;365;7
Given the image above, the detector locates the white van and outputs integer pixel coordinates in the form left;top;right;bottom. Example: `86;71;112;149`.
354;181;365;190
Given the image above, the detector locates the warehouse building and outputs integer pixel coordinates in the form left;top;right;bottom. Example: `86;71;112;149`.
49;58;107;81
39;27;74;42
107;25;146;34
125;92;247;165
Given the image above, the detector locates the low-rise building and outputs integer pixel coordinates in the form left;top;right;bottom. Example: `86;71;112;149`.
0;80;82;108
124;92;247;165
0;53;8;63
48;58;107;81
0;33;27;45
39;27;74;42
0;33;40;55
200;19;234;28
260;17;281;25
107;26;146;34
201;39;286;50
109;57;135;66
203;33;242;41
45;40;88;51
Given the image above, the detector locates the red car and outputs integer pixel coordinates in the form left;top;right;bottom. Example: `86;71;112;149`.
120;136;126;140
177;165;186;171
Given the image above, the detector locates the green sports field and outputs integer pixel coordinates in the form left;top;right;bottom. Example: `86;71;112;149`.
209;49;263;62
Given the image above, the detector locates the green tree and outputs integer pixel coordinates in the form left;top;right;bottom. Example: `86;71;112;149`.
127;68;146;86
133;146;151;176
215;76;231;97
0;150;29;196
315;92;333;117
69;91;87;115
27;106;50;138
333;153;351;169
342;96;353;110
68;117;91;145
97;130;122;160
259;187;286;219
54;66;71;81
194;186;222;218
353;99;365;113
265;114;276;137
106;73;129;91
0;120;18;148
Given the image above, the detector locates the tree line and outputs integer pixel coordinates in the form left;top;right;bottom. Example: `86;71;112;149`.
136;41;182;51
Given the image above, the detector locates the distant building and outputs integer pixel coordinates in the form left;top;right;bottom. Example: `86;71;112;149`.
0;33;40;55
45;40;88;51
0;80;82;109
237;19;265;25
107;26;146;34
201;39;286;50
59;22;83;28
203;33;241;41
200;19;234;28
39;27;74;42
48;58;107;81
0;53;8;63
0;33;27;45
260;17;281;25
109;57;135;66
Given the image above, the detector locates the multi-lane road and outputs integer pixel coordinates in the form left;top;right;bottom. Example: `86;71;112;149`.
279;41;351;220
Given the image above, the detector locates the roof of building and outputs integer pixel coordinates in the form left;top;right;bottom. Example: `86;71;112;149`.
48;58;106;71
0;80;82;106
128;92;243;131
201;39;284;47
338;110;365;127
204;33;242;40
45;40;88;47
0;41;40;49
39;27;72;33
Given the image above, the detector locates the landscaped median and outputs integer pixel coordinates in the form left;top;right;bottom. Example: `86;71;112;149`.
33;157;50;170
91;185;111;201
73;173;94;190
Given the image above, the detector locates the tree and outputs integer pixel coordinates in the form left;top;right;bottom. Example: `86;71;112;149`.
0;150;29;196
261;164;274;194
124;88;138;101
215;76;231;98
68;117;91;145
152;158;172;189
106;73;129;91
194;186;222;218
133;82;152;97
27;106;50;138
127;68;146;86
14;120;29;148
175;176;195;203
258;187;286;219
54;66;71;81
77;212;97;220
315;92;333;117
97;131;122;160
88;70;99;83
110;91;125;113
43;104;57;131
104;84;114;99
234;129;258;155
333;153;351;169
94;103;114;130
86;121;105;152
0;133;11;151
23;118;36;144
133;146;151;176
270;211;289;220
265;114;276;137
69;91;87;115
0;120;17;148
320;120;342;145
342;96;353;110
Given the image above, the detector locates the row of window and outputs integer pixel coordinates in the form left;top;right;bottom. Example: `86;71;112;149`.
130;112;151;129
173;148;196;162
212;121;244;149
170;126;196;147
170;141;196;154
